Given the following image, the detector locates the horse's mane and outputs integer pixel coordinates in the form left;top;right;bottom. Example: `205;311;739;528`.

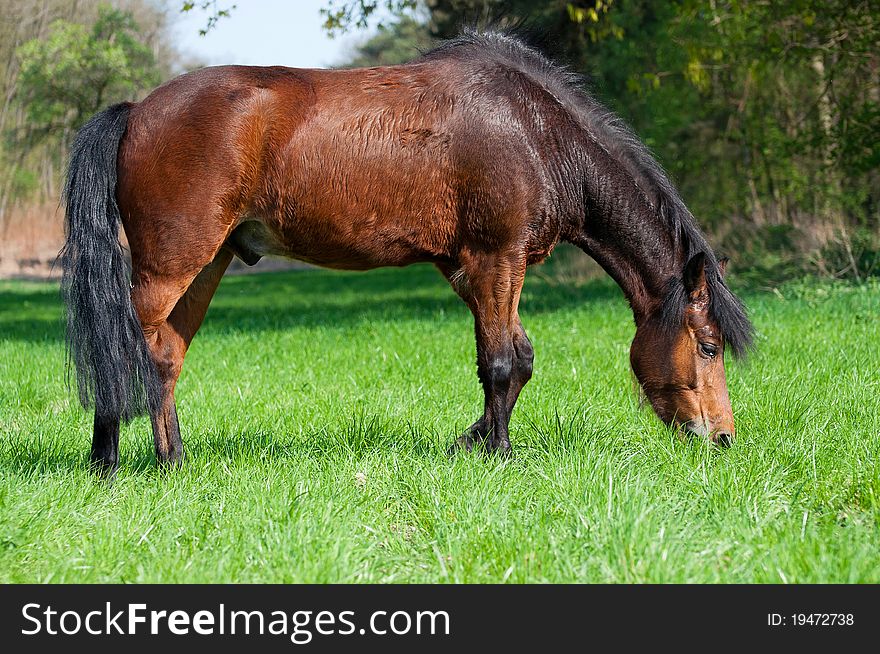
421;30;754;357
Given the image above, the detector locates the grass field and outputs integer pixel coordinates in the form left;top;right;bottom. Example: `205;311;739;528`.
1;261;878;583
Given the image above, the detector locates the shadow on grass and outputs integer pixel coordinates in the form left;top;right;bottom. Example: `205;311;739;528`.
0;421;451;479
0;406;645;478
0;262;632;478
0;263;625;343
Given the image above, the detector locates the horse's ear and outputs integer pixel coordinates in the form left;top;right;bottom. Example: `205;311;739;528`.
718;256;729;278
683;252;707;298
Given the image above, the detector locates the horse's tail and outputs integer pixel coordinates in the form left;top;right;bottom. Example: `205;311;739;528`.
60;102;161;422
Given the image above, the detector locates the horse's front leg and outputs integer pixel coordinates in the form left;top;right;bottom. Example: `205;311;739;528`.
441;255;527;455
469;319;516;453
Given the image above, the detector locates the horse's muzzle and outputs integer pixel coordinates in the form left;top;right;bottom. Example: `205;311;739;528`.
682;420;734;447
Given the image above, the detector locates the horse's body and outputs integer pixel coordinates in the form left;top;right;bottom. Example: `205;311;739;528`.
61;31;753;472
121;61;563;271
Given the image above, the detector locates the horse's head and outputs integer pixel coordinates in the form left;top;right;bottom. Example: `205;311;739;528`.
630;252;750;445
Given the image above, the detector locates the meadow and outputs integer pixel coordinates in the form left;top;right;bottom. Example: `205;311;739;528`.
0;261;878;583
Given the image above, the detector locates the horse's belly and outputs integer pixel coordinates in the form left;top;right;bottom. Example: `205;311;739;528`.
229;214;448;270
258;120;458;268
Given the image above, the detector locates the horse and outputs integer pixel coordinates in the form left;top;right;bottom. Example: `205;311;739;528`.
60;30;753;473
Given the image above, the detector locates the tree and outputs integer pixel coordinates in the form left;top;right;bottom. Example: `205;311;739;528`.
180;1;237;36
179;1;421;37
322;0;419;36
1;1;176;231
15;5;160;144
345;15;434;67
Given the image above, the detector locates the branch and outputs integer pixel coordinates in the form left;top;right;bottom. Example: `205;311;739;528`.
181;1;236;36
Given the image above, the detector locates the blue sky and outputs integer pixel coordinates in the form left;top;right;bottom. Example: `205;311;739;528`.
171;0;383;68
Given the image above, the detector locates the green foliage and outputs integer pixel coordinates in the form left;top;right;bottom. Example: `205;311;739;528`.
180;1;237;36
0;1;180;217
1;266;879;581
424;1;621;55
816;227;880;282
346;16;435;67
7;168;38;200
15;6;160;142
321;0;419;36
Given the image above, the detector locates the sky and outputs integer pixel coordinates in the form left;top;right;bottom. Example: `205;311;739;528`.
171;0;381;69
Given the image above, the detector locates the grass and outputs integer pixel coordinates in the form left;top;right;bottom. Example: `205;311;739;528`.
1;262;879;583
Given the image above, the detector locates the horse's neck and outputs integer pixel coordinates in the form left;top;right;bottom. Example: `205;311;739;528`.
567;192;685;325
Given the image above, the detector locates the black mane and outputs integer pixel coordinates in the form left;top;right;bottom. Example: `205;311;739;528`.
422;30;754;357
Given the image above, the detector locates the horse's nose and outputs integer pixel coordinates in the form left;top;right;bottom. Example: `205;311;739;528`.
682;420;735;447
681;420;709;438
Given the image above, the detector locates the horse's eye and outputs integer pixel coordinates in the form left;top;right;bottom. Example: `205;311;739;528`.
699;342;718;358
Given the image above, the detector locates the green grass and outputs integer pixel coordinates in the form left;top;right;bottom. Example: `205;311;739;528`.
1;263;879;583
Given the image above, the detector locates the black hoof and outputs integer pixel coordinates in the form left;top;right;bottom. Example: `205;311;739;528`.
493;438;513;457
89;454;118;479
447;432;512;458
156;448;185;469
448;433;479;456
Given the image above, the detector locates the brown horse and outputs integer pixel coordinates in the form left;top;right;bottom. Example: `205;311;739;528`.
61;31;753;473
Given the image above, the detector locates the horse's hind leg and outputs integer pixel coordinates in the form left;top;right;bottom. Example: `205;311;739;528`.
132;249;233;465
91;414;121;475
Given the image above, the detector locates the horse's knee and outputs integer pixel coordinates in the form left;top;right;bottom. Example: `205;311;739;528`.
489;355;513;386
141;322;184;387
478;347;514;389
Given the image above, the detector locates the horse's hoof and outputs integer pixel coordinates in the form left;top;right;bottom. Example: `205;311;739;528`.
448;434;513;458
156;449;185;469
89;456;118;479
447;433;478;456
492;439;513;458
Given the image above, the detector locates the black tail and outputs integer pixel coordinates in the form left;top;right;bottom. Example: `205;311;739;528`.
60;102;161;422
